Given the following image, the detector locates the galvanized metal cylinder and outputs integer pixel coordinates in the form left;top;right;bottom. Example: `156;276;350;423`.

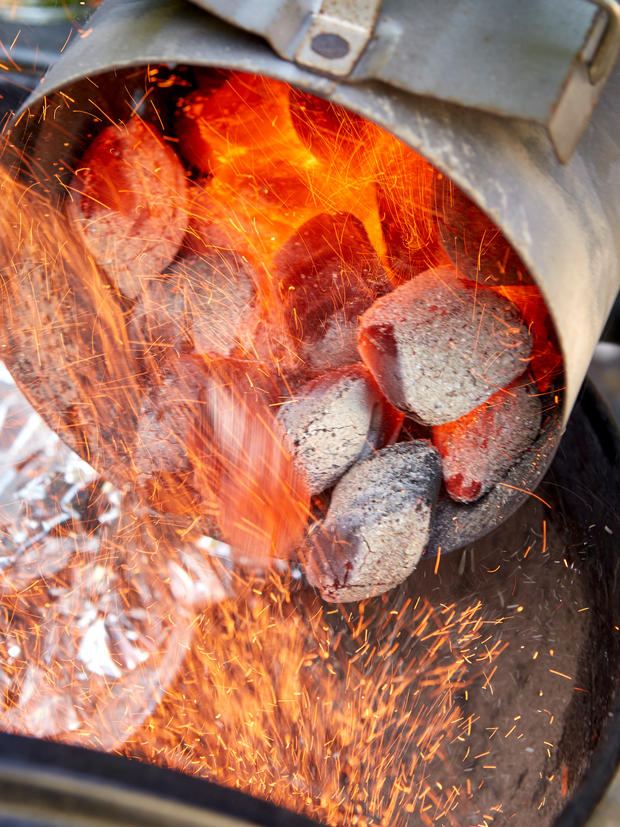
10;0;620;429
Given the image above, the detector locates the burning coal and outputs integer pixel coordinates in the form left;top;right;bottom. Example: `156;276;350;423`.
0;67;563;602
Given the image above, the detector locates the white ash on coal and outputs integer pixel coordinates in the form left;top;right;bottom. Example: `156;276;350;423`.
306;441;442;601
275;212;392;374
432;381;543;503
358;265;533;425
168;250;258;358
276;364;393;495
68;117;188;299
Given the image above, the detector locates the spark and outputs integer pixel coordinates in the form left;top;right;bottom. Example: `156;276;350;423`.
495;483;551;509
549;669;573;681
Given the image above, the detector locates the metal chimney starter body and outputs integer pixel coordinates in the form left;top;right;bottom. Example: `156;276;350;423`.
5;0;620;550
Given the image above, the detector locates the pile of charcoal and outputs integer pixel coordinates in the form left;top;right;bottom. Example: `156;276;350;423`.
16;70;561;601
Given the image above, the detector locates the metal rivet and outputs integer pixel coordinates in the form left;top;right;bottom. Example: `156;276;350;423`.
310;33;350;59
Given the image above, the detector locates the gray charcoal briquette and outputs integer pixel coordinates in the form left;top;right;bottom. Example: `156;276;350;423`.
306;441;441;601
358;265;532;425
276;365;383;494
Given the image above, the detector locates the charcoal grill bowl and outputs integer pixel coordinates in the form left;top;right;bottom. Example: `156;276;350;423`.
0;378;615;825
0;731;320;826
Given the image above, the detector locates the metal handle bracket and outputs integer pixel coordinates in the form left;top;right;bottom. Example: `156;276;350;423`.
293;0;383;76
586;0;620;84
189;0;620;161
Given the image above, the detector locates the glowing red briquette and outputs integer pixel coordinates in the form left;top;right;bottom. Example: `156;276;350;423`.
288;87;368;167
432;381;542;503
175;74;291;170
68;118;188;299
275;211;391;374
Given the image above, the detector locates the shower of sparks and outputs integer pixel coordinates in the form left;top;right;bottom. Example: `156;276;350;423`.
120;572;505;826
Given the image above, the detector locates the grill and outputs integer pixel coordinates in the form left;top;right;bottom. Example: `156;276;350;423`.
0;2;619;825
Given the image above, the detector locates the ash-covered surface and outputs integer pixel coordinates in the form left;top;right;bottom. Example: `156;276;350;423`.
301;382;619;825
276;364;385;495
413;499;602;825
425;381;620;826
306;440;441;601
358;267;533;425
117;383;619;827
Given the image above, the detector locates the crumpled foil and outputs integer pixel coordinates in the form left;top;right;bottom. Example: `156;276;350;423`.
0;361;230;749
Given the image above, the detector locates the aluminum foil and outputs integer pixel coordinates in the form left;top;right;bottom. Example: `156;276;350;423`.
0;361;230;749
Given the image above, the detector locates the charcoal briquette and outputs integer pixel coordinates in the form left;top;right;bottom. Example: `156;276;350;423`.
288;87;368;168
358;266;532;425
432;380;542;502
306;441;441;601
275;212;391;373
276;364;390;495
169;251;258;358
68;118;188;299
434;175;532;287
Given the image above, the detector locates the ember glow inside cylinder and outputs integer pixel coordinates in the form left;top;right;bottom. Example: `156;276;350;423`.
2;63;567;601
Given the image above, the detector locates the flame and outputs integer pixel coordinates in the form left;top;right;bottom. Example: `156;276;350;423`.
493;284;563;394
